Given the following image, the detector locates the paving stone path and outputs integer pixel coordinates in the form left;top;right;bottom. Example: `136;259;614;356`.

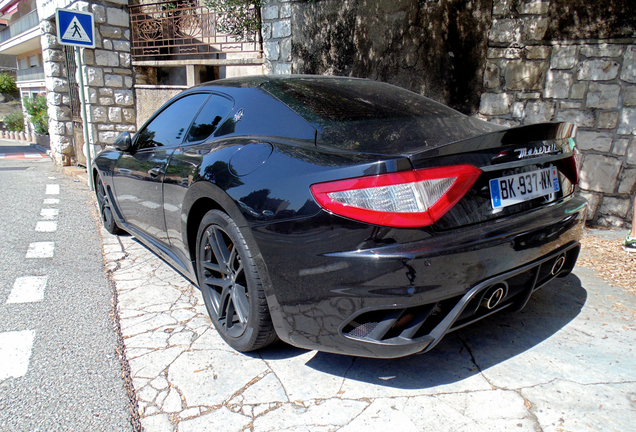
100;227;636;432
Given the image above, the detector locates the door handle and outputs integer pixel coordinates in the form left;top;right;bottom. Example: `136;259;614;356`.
148;167;164;178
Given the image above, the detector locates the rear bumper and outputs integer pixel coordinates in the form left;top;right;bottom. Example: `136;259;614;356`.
252;195;587;358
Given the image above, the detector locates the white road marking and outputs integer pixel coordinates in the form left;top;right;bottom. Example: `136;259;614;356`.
7;276;47;304
45;184;60;195
26;242;55;258
35;221;57;232
0;330;36;380
40;209;59;219
24;153;43;159
43;198;59;205
48;177;56;179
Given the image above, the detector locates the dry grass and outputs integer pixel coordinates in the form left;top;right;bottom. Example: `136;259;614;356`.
578;232;636;295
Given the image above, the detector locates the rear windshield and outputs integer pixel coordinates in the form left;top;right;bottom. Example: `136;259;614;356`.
263;77;499;154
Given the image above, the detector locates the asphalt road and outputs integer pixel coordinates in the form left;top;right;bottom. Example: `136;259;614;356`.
0;140;133;431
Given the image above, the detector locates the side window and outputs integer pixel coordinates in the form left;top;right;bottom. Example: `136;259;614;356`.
185;95;234;143
136;93;209;150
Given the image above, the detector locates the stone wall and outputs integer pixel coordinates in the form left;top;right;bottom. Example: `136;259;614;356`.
261;0;292;74
478;0;636;227
41;0;136;166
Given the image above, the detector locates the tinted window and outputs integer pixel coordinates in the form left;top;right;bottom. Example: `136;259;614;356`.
136;93;209;149
185;95;233;142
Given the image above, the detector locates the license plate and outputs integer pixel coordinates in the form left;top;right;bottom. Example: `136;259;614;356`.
490;166;560;209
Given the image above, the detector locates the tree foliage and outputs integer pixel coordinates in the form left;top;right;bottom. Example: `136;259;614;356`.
23;93;48;135
2;110;24;132
205;0;262;41
0;73;17;94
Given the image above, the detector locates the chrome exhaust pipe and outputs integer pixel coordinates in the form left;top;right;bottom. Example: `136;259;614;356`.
480;282;509;310
551;254;566;276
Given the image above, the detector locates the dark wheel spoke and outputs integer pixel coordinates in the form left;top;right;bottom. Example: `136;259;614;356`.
232;283;249;324
202;261;229;276
206;227;232;271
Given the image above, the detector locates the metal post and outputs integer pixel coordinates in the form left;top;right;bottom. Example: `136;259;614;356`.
75;46;94;191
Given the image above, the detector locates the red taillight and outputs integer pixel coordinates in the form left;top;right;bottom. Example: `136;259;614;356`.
554;154;580;185
310;165;482;228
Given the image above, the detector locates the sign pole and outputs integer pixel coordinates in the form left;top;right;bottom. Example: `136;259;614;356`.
75;47;94;191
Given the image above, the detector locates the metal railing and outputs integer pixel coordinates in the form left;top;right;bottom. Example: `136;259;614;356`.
0;10;39;44
16;66;44;82
129;0;261;60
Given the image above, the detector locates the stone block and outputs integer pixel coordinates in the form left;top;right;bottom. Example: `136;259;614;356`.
48;119;65;136
124;76;133;88
113;40;130;52
612;138;630;156
44;62;63;78
483;63;501;89
100;25;122;39
599;196;631;218
598;112;619;129
560;101;581;109
274;62;292;74
578;191;600;220
92;4;106;23
280;38;292;62
525;100;555;123
74;1;89;12
81;49;95;65
570;82;587;99
504;60;545;90
555;110;595;128
522;16;548;41
580;44;624;58
91;106;108;123
479;93;513;116
99;88;114;96
586;83;620;109
580;154;622;192
105;74;123;88
577;131;613;152
627;139;636;165
107;8;129;27
114;89;134;106
49;106;71;121
43;49;64;62
123;108;135;124
618;108;636;135
109;107;123;123
544;70;572;99
517;0;549;14
624;86;636;106
47;92;62;106
103;39;113;50
46;78;68;93
97;124;115;131
124;29;130;40
621;46;636;84
525;46;550;59
618;168;636;194
119;53;131;68
40;20;54;34
272;19;291;38
489;118;521;127
487;48;521;59
96;50;119;67
264;41;279;61
517;92;541;99
262;5;278;20
98;131;119;144
41;34;60;50
99;97;114;105
280;4;291;18
87;88;97;104
493;0;512;15
85;67;104;87
512;102;525;119
116;125;136;132
577;60;620;81
489;19;521;44
550;45;577;69
262;22;272;40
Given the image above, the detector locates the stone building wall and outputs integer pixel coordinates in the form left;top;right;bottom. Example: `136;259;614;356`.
478;0;636;226
261;0;292;74
41;0;136;166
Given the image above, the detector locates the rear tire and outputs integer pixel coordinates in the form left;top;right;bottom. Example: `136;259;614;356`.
95;173;123;235
195;210;276;352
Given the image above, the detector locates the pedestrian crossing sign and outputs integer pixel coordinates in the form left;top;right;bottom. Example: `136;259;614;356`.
56;9;95;48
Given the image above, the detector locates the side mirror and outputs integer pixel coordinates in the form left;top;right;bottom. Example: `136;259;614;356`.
112;132;132;152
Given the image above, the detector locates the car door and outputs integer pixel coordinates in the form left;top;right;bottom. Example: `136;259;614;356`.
112;93;210;244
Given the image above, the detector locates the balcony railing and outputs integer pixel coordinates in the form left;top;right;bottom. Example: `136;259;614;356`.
0;10;39;44
17;66;44;82
129;0;261;60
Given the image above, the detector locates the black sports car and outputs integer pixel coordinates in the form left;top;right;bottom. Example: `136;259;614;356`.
94;75;587;358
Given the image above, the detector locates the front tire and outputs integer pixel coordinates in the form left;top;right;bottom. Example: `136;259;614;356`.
196;210;276;352
95;173;123;235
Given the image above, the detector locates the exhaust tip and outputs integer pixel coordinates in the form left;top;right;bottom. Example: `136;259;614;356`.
481;282;509;310
551;254;566;276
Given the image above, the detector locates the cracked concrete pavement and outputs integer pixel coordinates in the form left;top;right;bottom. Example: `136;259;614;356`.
100;226;636;432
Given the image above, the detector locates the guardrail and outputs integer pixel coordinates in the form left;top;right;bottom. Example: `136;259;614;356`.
0;10;39;44
16;66;44;82
129;0;261;59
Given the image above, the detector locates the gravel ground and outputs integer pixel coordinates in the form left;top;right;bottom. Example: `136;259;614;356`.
578;228;636;295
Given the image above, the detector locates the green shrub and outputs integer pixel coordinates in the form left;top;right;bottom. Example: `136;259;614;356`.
0;73;17;94
23;93;48;135
205;0;262;41
3;110;24;132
